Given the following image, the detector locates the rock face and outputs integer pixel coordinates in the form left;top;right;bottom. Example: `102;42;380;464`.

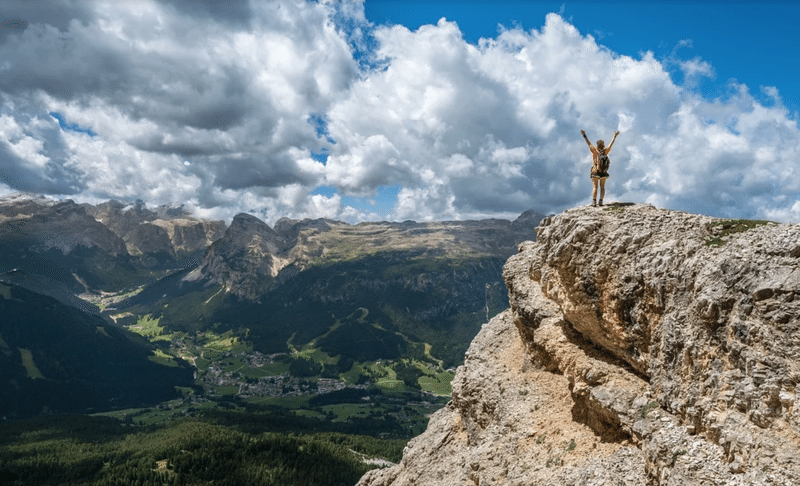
86;199;226;256
359;203;800;485
201;212;545;300
0;193;128;255
201;213;289;300
0;193;225;261
0;193;228;293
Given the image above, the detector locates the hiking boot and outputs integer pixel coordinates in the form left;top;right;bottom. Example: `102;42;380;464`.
598;199;603;206
591;200;597;207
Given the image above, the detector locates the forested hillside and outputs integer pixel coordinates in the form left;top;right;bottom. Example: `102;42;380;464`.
0;282;193;416
0;411;405;486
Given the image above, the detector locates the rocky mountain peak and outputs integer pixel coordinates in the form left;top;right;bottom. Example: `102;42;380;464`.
200;214;289;299
85;199;225;256
360;203;800;485
511;209;547;233
273;217;332;241
0;192;59;215
224;213;286;256
0;193;127;256
229;212;280;238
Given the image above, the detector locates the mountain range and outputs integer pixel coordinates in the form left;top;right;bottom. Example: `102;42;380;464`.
4;195;795;485
0;192;543;416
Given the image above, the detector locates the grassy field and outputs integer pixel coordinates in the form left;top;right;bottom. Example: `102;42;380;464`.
321;403;375;422
18;348;45;380
126;314;165;338
148;349;181;367
0;282;11;299
418;371;455;396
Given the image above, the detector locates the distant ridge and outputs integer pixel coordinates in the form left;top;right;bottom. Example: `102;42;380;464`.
0;192;548;416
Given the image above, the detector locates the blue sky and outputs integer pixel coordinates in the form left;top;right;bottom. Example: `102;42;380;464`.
1;0;799;224
366;1;800;113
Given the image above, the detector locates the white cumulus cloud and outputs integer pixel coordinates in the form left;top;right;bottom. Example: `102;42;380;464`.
0;1;797;224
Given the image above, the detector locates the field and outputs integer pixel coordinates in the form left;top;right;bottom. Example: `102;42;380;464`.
103;310;452;437
18;348;45;380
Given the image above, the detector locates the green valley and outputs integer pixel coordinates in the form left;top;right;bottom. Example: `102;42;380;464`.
0;195;543;485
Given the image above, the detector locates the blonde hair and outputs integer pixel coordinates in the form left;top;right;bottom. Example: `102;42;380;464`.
597;140;605;150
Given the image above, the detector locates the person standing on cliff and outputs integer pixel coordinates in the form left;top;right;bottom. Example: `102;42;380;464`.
581;129;620;206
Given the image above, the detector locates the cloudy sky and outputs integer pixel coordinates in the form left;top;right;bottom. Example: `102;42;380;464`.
1;1;799;224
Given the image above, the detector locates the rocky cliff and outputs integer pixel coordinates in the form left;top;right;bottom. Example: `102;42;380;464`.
200;211;543;300
0;193;227;293
359;203;800;485
0;193;127;255
86;199;226;257
200;213;289;300
0;193;226;261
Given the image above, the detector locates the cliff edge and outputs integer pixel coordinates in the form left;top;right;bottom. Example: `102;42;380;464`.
358;203;800;485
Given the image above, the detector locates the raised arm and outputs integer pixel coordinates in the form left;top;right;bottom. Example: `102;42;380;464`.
606;130;620;153
580;130;594;149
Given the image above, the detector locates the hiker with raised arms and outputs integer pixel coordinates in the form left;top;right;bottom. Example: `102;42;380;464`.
581;129;620;207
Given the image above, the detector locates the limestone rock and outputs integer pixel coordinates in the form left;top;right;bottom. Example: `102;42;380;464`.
85;198;225;256
0;193;127;255
126;222;173;254
359;310;648;486
360;203;800;485
150;218;226;254
201;213;288;299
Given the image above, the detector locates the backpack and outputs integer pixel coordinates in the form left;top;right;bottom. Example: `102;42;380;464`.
597;149;610;173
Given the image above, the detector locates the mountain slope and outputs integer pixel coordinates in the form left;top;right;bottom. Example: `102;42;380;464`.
116;212;544;368
0;193;226;297
201;213;543;300
0;193;546;414
360;203;800;485
0;194;136;292
84;198;226;259
0;281;194;416
205;252;510;367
